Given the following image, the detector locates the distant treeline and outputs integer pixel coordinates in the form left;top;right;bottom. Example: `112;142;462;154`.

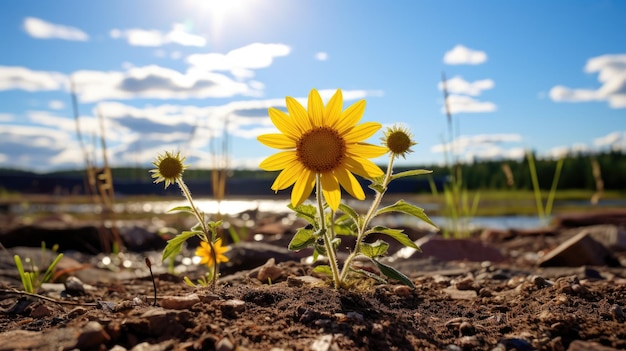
419;150;626;191
1;150;625;193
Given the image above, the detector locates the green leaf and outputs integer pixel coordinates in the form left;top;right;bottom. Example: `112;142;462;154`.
375;200;437;228
351;268;388;284
288;228;316;251
313;265;332;277
162;230;202;262
366;226;420;250
359;240;390;258
332;222;355;236
40;253;64;284
288;203;318;228
338;203;359;224
372;259;415;289
391;169;432;181
168;205;195;214
368;182;386;193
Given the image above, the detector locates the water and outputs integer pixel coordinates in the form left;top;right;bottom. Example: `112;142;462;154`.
8;197;549;230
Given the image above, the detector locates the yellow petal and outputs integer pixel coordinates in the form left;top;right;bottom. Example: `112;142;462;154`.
258;134;296;149
321;173;341;211
271;162;303;191
308;89;324;127
286;97;312;132
344;122;382;143
336;100;365;133
347;143;389;158
269;107;300;139
345;157;384;179
259;151;297;171
324;89;343;127
336;167;365;200
291;170;315;207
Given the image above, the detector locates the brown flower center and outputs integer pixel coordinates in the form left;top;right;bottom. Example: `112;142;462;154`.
386;131;412;154
296;127;346;173
158;156;184;179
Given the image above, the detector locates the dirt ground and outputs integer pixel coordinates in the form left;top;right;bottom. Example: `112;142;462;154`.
1;212;625;351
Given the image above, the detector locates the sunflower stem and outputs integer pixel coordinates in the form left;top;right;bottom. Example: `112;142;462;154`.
339;155;395;284
316;174;341;288
177;177;218;290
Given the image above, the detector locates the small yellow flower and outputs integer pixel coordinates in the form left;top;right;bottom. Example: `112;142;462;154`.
383;125;416;159
257;88;388;211
150;151;187;189
195;238;230;267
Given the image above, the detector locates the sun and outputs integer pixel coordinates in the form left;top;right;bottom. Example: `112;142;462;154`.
184;0;258;45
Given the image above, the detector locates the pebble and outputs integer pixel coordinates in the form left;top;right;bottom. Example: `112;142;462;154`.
256;258;284;283
75;321;110;350
610;304;625;323
393;285;412;297
160;293;201;310
64;276;86;295
287;275;324;287
532;275;554;288
215;337;235;351
371;323;384;335
221;299;246;315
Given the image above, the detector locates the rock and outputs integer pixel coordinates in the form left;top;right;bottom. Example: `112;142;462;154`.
255;258;283;283
220;241;297;275
0;322;109;351
443;287;477;300
221;299;246;316
538;230;621;267
0;225;105;253
160;293;201;310
580;225;626;251
567;340;620;351
554;209;626;228
287;275;325;287
125;309;190;337
392;235;506;263
215;337;236;351
75;321;110;350
64;276;86;295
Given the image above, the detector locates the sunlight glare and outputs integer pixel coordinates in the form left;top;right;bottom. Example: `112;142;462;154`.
187;0;258;45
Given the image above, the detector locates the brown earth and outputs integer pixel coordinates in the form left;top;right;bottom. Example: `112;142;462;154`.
1;211;625;351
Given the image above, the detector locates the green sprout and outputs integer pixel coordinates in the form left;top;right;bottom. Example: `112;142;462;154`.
13;244;64;294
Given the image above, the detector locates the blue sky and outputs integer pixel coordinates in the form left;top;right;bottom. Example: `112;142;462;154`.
1;0;625;172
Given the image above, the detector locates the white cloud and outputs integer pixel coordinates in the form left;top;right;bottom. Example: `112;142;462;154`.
444;45;487;65
443;94;496;114
71;65;257;102
23;17;89;41
0;125;81;170
432;134;524;162
546;143;589;159
0;113;13;122
439;76;494;96
187;43;291;73
594;131;626;151
167;23;206;47
315;52;329;61
27;110;99;136
110;23;206;47
48;100;65;110
0;66;67;91
549;54;626;109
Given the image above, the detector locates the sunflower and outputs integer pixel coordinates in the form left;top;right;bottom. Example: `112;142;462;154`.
150;150;188;189
195;238;230;267
383;125;416;159
258;88;388;210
